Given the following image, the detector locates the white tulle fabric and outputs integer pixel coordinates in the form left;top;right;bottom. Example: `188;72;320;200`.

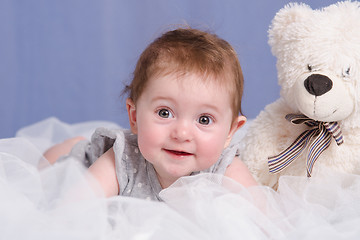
1;118;359;239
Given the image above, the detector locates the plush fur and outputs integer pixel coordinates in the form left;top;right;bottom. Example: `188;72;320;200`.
239;1;360;189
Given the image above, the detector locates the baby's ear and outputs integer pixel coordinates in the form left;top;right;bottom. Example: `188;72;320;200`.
224;116;246;148
126;98;138;134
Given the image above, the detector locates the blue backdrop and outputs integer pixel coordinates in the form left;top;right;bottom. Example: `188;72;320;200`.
0;0;339;138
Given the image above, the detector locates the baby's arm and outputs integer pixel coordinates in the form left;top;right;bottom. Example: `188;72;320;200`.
43;136;86;164
225;157;258;187
88;147;119;197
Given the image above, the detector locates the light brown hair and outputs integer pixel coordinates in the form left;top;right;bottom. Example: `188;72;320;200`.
125;27;244;120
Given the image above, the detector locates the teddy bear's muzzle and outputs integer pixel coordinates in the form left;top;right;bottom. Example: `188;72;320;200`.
304;74;333;96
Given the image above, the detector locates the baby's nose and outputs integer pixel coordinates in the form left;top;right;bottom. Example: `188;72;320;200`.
171;120;193;142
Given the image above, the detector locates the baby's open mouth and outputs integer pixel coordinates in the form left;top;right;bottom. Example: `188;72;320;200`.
164;149;193;156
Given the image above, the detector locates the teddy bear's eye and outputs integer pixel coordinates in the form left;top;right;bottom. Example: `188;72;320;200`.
345;68;350;75
307;64;312;71
342;67;351;78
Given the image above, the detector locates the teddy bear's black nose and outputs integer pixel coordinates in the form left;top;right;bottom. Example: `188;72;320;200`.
304;74;333;96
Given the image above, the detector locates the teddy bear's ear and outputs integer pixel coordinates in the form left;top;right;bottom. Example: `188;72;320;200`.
268;3;313;57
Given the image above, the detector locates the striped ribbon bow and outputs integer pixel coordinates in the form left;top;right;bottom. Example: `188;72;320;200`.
268;114;344;177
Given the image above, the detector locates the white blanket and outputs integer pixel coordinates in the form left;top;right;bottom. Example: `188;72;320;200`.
1;118;359;239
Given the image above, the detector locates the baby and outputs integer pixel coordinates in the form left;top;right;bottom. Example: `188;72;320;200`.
45;27;257;201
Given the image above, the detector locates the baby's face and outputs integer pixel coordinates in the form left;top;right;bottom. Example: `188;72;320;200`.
128;72;239;187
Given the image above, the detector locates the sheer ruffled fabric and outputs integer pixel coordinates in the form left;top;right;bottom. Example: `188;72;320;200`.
0;118;359;239
161;170;360;239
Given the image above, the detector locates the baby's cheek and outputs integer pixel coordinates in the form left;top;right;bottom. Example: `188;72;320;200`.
197;138;225;167
136;130;155;156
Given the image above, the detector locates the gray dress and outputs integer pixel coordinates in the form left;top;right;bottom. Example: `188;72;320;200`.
67;127;240;201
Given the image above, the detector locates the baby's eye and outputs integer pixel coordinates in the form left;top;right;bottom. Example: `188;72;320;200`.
198;115;213;125
158;109;173;118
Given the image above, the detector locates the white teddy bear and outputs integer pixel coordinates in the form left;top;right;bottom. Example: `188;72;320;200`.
239;1;360;189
